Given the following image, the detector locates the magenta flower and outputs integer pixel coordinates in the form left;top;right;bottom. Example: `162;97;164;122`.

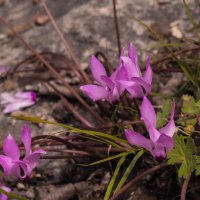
0;91;37;113
0;124;46;179
117;43;152;98
125;97;176;160
80;43;152;103
0;186;11;200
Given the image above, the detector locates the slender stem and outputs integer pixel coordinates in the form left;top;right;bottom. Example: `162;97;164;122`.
112;0;121;56
47;82;94;127
0;16;104;124
109;162;169;200
181;175;191;200
39;0;90;83
151;45;200;66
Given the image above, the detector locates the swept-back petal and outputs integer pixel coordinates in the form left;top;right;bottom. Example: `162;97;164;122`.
140;96;156;129
120;56;141;78
159;99;176;137
131;77;151;95
3;100;36;113
24;149;46;172
16;92;37;102
140;96;156;128
114;65;128;81
147;125;161;143
80;85;108;102
125;129;152;151
0;155;14;175
143;56;152;85
90;55;107;85
128;43;138;66
21;124;32;157
157;134;174;152
0;93;16;104
3;134;20;159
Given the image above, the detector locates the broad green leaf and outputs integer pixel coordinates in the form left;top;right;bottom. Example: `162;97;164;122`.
167;134;196;178
15;116;128;144
156;100;172;128
104;156;126;200
0;188;28;200
114;150;144;193
80;150;134;166
182;95;200;114
195;156;200;176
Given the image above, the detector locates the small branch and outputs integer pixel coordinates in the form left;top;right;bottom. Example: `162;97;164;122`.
46;82;94;127
109;162;169;200
0;16;104;124
112;0;121;56
181;174;191;200
39;0;91;83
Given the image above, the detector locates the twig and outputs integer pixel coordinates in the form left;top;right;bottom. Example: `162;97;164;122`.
181;174;191;200
0;16;104;124
46;82;94;127
151;45;200;66
109;162;169;200
112;0;121;56
39;0;90;83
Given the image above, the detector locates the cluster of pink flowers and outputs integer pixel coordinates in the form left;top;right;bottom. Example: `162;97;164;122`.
81;43;176;160
0;124;46;199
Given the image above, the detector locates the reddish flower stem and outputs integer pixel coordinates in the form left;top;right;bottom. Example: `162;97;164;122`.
39;0;91;84
112;0;121;57
181;175;191;200
46;82;94;127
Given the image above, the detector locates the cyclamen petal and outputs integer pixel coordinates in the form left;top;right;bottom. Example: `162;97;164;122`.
140;96;156;128
128;43;138;66
143;57;152;85
125;129;152;151
21;124;32;156
90;55;107;86
80;85;108;101
0;91;37;113
159;99;176;137
3;134;20;160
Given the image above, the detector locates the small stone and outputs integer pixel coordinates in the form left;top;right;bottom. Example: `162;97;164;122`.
34;14;49;26
17;183;26;190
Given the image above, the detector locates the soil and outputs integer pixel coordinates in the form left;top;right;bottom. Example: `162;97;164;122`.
0;0;200;199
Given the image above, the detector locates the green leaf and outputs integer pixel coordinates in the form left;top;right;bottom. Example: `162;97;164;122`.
195;156;200;176
156;99;172;128
114;150;144;193
182;95;200;114
79;150;134;166
104;156;127;200
15;116;128;145
167;134;196;178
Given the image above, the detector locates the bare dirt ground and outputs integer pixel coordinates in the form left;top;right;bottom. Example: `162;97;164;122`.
0;0;200;199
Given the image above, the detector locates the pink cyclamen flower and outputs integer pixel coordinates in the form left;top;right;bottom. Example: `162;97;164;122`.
0;124;46;179
125;97;175;160
116;43;152;98
0;186;11;200
0;91;37;113
80;43;152;103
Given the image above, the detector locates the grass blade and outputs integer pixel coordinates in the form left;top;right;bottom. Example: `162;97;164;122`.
114;150;144;193
104;155;127;200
